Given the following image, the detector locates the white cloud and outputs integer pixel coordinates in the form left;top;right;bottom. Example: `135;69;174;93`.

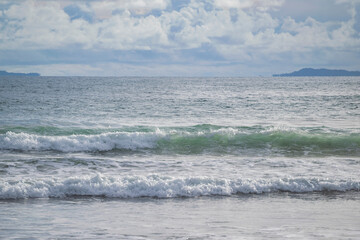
0;0;172;50
1;0;359;51
96;13;169;50
0;0;359;75
86;0;170;19
214;0;284;11
1;1;94;49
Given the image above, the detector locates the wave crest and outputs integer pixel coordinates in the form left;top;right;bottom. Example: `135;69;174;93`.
1;126;359;155
0;131;161;152
0;175;359;199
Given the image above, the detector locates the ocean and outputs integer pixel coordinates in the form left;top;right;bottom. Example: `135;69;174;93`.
0;76;359;239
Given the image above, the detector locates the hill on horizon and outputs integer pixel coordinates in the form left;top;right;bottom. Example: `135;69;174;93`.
0;70;40;76
273;68;360;77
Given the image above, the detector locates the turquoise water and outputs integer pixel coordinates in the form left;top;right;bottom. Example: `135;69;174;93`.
0;76;359;239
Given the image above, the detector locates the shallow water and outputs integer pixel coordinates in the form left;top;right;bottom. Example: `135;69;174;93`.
1;193;359;239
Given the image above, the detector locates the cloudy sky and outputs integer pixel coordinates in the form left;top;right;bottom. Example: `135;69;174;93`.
0;0;359;76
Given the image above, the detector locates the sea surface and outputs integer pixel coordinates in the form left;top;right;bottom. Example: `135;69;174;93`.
0;76;359;239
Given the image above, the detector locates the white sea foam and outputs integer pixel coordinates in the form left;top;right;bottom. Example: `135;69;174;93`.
0;131;163;152
0;129;244;152
0;175;358;199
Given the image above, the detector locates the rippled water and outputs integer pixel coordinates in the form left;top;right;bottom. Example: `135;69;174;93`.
0;76;359;239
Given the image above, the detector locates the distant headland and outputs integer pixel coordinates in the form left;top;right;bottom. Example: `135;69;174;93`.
0;70;40;76
273;68;360;77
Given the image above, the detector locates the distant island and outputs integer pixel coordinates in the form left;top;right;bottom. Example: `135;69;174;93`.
273;68;360;77
0;70;40;76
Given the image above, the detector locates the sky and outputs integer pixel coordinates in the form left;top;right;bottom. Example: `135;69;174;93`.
0;0;359;76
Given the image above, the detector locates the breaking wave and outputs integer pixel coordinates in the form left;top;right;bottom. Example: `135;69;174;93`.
0;125;359;155
0;174;359;199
